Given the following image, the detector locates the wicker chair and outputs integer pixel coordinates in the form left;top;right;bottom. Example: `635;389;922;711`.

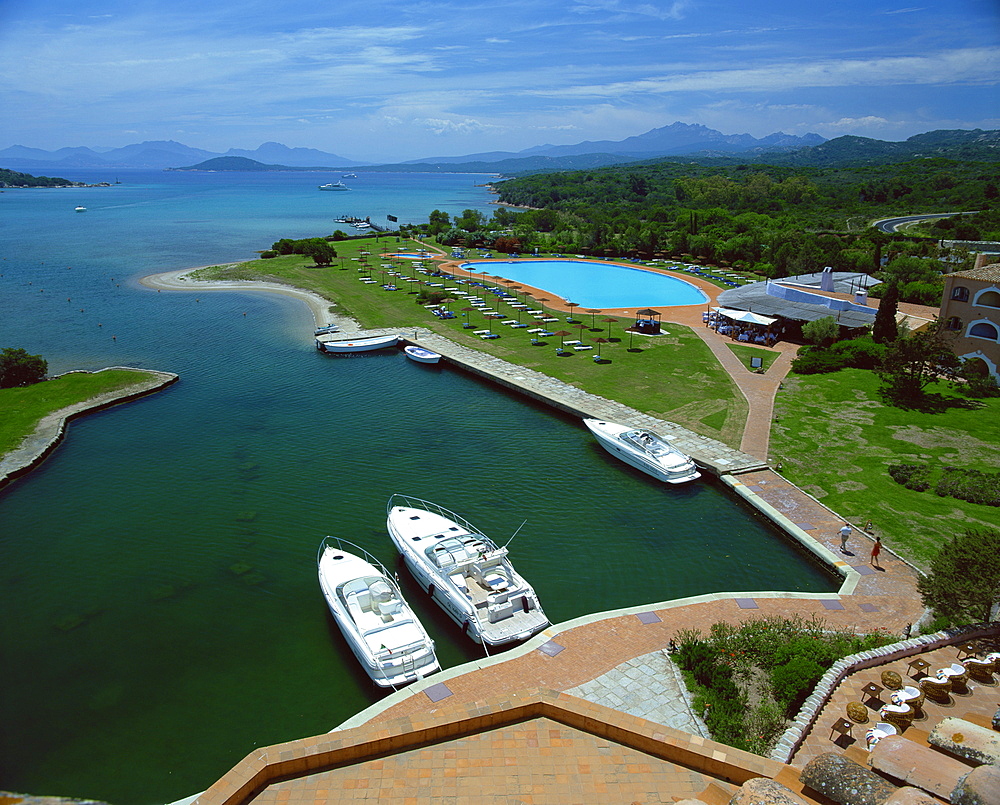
880;670;903;690
879;702;914;731
893;685;925;711
865;722;898;750
963;656;995;683
937;662;969;694
846;701;869;723
920;675;952;704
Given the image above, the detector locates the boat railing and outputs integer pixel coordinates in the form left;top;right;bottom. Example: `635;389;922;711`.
386;494;499;551
317;536;397;587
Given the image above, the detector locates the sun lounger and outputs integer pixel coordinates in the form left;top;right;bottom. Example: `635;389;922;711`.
564;340;582;346
573;345;593;351
480;333;499;339
539;330;555;337
527;327;544;333
510;323;528;328
542;317;558;323
473;329;491;335
501;319;517;325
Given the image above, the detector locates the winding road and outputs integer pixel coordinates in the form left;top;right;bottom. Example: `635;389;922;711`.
873;211;976;233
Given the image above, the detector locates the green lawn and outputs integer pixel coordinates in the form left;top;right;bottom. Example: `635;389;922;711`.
770;368;1000;565
195;239;750;446
726;343;781;373
0;369;160;455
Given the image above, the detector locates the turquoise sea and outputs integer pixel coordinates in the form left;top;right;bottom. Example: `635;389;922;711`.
0;169;835;805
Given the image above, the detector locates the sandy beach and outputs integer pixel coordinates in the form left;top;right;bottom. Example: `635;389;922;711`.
139;266;353;329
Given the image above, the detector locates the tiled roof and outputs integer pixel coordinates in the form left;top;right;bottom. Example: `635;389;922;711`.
949;263;1000;281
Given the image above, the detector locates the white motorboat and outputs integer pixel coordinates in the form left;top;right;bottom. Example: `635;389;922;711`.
386;495;549;647
318;182;350;191
404;345;441;364
316;334;399;353
583;418;701;484
317;537;440;688
314;324;339;336
74;205;86;212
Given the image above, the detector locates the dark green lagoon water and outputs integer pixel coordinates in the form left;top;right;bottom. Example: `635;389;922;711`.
0;170;836;804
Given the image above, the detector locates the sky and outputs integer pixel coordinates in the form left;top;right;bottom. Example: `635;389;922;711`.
0;0;997;163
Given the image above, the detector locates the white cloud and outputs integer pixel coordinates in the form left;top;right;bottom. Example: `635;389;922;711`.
825;116;891;129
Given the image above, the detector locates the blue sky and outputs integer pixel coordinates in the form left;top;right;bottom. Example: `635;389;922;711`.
1;0;997;162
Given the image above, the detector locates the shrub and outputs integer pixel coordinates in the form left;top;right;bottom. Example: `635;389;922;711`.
771;655;826;714
888;463;932;492
791;347;848;374
829;337;887;370
259;250;277;259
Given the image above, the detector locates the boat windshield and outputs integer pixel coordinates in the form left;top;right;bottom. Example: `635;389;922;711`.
622;430;673;456
425;534;488;568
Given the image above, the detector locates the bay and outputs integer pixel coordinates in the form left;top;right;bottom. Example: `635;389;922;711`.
0;169;834;805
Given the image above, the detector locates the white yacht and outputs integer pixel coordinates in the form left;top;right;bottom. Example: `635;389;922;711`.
386;495;548;647
584;418;701;484
316;537;440;688
318;182;350;191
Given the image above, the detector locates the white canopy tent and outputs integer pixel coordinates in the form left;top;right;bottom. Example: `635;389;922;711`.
712;307;777;326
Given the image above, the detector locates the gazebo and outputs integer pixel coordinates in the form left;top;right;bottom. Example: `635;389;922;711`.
632;308;662;334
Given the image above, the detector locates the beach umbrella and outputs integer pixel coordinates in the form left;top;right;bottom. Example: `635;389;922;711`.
509;284;523;302
586;309;601;329
593;337;609;360
537;297;549;315
603;317;619;341
574;323;588;340
553;329;572;348
566;301;580;321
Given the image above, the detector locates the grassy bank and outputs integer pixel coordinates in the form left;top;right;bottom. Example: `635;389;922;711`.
0;369;160;456
194;239;749;446
769;368;1000;565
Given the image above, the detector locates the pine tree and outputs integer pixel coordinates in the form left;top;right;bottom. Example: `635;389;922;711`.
917;528;1000;625
872;280;899;344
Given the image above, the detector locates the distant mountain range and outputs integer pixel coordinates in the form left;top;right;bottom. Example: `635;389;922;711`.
0;140;364;170
3;124;997;175
404;122;826;164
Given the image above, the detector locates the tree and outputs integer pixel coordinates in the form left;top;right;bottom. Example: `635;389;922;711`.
305;241;337;266
872;280;899;344
917;528;1000;625
801;316;839;347
876;324;961;402
0;347;48;387
427;209;450;235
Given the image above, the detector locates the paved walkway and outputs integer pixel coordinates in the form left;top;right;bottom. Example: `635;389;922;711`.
565;649;710;739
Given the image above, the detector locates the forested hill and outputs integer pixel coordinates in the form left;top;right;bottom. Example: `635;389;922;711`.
0;167;78;187
168;156;300;171
757;129;1000;168
493;157;997;231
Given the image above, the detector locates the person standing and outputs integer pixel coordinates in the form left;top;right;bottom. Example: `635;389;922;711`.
871;536;882;568
839;523;852;553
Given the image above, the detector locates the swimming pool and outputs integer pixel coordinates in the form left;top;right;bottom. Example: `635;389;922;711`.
460;259;707;308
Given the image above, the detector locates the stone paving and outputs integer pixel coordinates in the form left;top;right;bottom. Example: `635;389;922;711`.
565;649;711;739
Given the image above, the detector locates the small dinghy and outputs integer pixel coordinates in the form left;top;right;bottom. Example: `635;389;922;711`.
404;345;441;364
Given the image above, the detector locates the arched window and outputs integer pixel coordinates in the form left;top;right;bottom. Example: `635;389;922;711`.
969;321;1000;340
951;286;970;302
945;316;962;331
975;289;1000;308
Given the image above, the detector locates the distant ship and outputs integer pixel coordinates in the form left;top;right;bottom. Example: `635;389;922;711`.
342;173;357;178
318;182;350;191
